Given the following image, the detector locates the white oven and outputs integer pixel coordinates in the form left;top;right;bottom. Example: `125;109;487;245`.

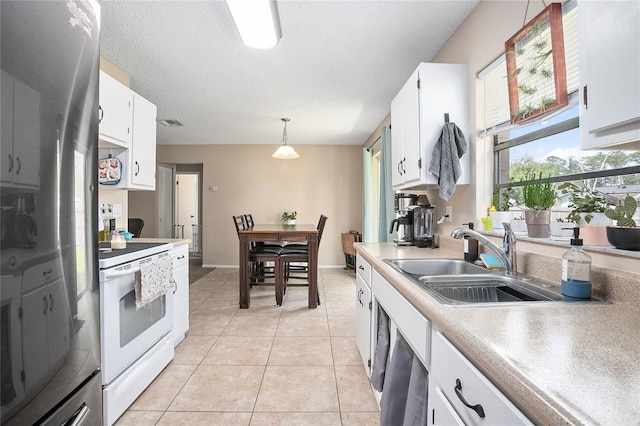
99;245;174;425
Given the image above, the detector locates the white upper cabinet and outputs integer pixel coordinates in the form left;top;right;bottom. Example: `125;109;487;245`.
129;93;157;189
1;71;41;188
579;0;640;149
391;63;470;191
99;70;133;148
98;71;157;191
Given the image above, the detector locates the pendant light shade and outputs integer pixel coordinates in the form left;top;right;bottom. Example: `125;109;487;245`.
272;118;299;159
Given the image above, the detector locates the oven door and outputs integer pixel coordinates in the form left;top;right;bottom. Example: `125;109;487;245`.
100;259;174;385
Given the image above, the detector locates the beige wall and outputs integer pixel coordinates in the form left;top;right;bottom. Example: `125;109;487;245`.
428;0;547;237
150;144;362;267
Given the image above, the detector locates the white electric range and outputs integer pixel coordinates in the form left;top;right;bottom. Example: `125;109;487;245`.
98;241;174;425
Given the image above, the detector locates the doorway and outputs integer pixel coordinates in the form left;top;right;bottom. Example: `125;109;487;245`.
175;172;200;256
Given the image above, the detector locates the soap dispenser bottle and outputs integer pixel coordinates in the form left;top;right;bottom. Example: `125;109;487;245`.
463;222;479;263
561;227;592;299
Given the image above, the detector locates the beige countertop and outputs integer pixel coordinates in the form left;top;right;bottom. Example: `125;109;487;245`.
133;238;191;248
355;242;640;425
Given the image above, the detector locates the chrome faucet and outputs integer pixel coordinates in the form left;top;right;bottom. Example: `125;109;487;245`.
451;222;517;275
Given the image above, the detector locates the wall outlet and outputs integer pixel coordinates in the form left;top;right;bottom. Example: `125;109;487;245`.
209;186;218;192
445;206;452;222
112;204;122;217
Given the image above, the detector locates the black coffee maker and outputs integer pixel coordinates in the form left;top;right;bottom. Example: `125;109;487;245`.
3;192;37;248
390;193;418;245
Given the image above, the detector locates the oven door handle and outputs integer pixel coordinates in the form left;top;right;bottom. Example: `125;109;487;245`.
104;266;141;279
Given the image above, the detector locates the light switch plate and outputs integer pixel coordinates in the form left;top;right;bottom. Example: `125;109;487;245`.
112;204;122;217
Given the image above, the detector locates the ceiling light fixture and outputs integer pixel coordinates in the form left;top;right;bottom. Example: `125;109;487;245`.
225;0;282;49
272;118;299;159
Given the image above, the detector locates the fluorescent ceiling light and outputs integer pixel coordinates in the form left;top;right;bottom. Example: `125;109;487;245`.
226;0;282;49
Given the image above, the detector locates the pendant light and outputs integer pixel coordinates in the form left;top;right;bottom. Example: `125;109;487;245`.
272;118;299;159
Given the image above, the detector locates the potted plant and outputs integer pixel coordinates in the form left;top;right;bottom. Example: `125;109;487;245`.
489;180;514;234
549;217;573;240
558;182;612;245
509;214;528;235
605;194;640;250
522;172;555;238
281;211;297;225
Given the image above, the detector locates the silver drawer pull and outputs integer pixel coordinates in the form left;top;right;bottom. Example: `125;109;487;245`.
454;378;485;418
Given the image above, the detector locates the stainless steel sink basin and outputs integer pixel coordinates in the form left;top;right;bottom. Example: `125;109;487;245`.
384;258;606;306
418;274;563;305
384;258;488;277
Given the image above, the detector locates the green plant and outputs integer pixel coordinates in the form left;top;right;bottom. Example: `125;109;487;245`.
491;180;514;212
522;172;555;210
605;194;638;227
558;182;609;224
281;211;297;222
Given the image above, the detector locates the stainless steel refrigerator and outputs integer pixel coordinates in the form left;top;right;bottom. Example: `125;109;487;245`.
1;1;102;424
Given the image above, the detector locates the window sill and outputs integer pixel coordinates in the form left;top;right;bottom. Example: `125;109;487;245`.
478;230;640;259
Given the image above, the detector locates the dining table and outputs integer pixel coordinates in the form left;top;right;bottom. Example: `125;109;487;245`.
238;223;319;309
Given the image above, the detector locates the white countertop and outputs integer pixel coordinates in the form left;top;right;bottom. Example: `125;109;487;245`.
355;242;640;425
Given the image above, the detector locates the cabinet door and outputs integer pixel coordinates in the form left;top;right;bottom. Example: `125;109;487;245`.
391;92;404;187
171;245;189;346
355;274;371;374
401;69;421;185
579;0;640;148
130;93;157;189
21;286;50;391
99;71;133;147
47;278;71;368
430;385;465;426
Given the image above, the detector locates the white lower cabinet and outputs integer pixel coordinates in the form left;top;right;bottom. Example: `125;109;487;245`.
355;273;372;375
428;329;532;425
355;255;373;375
170;244;189;346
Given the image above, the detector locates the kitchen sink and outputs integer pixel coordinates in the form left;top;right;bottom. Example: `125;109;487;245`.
384;258;488;277
384;258;606;306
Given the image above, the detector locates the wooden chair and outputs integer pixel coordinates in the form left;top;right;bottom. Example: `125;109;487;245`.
233;215;284;305
279;215;327;305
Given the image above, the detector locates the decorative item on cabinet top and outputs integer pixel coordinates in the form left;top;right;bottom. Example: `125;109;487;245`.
98;155;122;185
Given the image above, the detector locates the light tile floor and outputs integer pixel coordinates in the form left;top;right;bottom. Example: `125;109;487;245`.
116;268;380;425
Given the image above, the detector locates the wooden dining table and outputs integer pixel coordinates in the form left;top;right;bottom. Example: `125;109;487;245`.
238;223;319;309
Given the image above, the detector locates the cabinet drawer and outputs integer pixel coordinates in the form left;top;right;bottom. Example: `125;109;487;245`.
372;270;430;367
279;234;308;243
356;255;371;283
431;331;532;425
171;245;189;267
22;257;63;294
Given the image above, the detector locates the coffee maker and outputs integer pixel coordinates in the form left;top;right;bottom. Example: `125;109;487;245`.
411;205;438;248
389;193;418;245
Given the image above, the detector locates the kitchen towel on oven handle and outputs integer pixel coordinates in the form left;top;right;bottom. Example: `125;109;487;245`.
134;255;175;309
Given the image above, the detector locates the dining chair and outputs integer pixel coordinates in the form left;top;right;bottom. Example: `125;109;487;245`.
279;214;327;305
128;218;144;238
233;215;284;305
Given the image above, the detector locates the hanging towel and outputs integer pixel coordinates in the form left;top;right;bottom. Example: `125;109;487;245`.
429;122;468;201
380;333;413;426
402;354;429;426
370;305;391;391
134;256;174;309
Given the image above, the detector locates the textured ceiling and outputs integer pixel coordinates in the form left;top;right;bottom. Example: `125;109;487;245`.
98;0;478;146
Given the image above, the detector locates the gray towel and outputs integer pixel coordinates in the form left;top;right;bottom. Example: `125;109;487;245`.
429;122;467;201
380;333;413;426
370;306;390;391
403;354;429;426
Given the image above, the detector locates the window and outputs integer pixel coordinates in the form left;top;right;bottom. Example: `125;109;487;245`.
478;0;639;212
